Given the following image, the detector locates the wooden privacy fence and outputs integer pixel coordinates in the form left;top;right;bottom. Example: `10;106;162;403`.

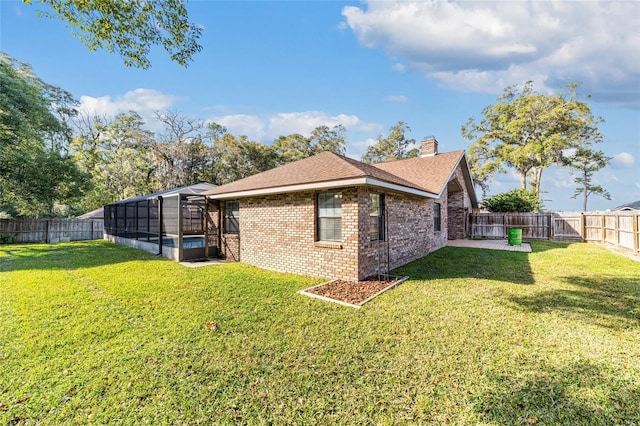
469;212;639;254
0;219;104;244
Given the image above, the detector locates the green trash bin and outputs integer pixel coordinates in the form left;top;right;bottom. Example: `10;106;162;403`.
508;228;522;246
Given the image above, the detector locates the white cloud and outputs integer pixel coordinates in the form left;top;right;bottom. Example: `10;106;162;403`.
611;152;636;169
385;95;409;103
343;1;640;107
268;111;380;139
78;88;181;127
393;63;406;73
208;114;266;140
209;111;382;142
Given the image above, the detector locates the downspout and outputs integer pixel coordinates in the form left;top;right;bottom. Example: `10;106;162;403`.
217;200;222;258
178;195;184;262
385;200;390;280
157;196;163;256
203;195;208;259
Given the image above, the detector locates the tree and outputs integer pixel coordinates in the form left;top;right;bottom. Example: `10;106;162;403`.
273;124;347;164
209;128;278;185
362;121;418;164
24;0;203;69
0;53;89;217
481;189;542;213
462;81;603;199
566;147;611;211
152;110;211;189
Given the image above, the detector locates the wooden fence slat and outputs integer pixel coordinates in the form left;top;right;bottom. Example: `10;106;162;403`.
469;211;638;255
0;219;104;244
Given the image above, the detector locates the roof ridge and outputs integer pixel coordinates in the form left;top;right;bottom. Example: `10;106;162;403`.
330;152;432;192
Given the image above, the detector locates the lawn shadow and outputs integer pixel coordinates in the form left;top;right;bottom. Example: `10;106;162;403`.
509;274;640;329
475;360;640;424
0;240;161;272
394;246;535;285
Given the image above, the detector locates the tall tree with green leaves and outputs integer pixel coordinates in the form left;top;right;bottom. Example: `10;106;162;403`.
362;121;418;164
566;147;611;211
72;111;155;204
209;127;278;185
23;0;203;69
1;53;89;217
273;124;347;165
462;81;603;199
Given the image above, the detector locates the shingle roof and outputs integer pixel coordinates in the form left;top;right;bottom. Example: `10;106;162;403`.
203;150;476;205
204;151;430;196
373;150;465;194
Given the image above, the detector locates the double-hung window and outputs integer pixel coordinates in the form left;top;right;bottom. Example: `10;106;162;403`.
317;191;342;242
224;200;239;234
369;193;384;241
434;202;441;232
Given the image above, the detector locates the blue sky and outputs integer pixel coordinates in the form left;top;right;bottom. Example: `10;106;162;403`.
1;0;639;211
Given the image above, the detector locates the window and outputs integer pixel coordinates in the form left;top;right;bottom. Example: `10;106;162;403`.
224;200;239;234
434;202;441;232
317;191;342;241
369;193;384;241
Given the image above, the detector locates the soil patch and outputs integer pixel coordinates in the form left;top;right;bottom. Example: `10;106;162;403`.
301;276;408;307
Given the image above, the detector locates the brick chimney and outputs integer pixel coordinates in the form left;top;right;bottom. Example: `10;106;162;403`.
421;137;438;157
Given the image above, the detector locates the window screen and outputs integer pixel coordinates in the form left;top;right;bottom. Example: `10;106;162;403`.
369;193;384;241
434;202;441;232
317;192;342;242
224;201;239;234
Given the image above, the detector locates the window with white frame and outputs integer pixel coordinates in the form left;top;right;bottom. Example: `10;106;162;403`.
369;193;384;241
317;191;342;242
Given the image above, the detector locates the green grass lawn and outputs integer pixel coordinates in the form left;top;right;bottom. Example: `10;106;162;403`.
1;240;639;424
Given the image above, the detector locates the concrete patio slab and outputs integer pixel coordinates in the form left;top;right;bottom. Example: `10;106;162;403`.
447;239;532;253
178;258;228;268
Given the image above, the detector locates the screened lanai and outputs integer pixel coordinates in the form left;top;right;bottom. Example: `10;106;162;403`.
103;183;217;261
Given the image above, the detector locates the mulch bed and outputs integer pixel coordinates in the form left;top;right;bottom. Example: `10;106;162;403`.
306;277;400;305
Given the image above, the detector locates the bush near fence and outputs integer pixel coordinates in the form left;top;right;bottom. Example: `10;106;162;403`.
469;212;639;254
0;219;104;244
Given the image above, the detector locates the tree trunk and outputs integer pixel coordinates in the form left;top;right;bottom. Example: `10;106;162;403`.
533;168;543;199
519;172;527;189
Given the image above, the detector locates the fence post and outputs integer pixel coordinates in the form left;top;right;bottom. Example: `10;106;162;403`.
580;213;585;242
503;214;507;239
633;214;639;253
601;215;605;243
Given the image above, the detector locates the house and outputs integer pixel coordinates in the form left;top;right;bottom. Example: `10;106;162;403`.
77;207;105;220
612;200;640;211
203;138;478;281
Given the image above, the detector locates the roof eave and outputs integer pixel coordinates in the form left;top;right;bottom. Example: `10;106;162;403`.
207;177;437;200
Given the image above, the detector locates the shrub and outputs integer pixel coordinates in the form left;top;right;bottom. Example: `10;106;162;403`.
481;189;542;212
0;234;16;244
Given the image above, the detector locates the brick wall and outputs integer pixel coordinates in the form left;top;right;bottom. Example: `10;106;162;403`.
237;188;361;281
446;166;473;240
357;188;448;279
211;166;471;280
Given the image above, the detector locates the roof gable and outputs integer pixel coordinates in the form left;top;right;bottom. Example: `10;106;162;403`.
204;151;428;197
372;151;465;194
204;149;477;207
